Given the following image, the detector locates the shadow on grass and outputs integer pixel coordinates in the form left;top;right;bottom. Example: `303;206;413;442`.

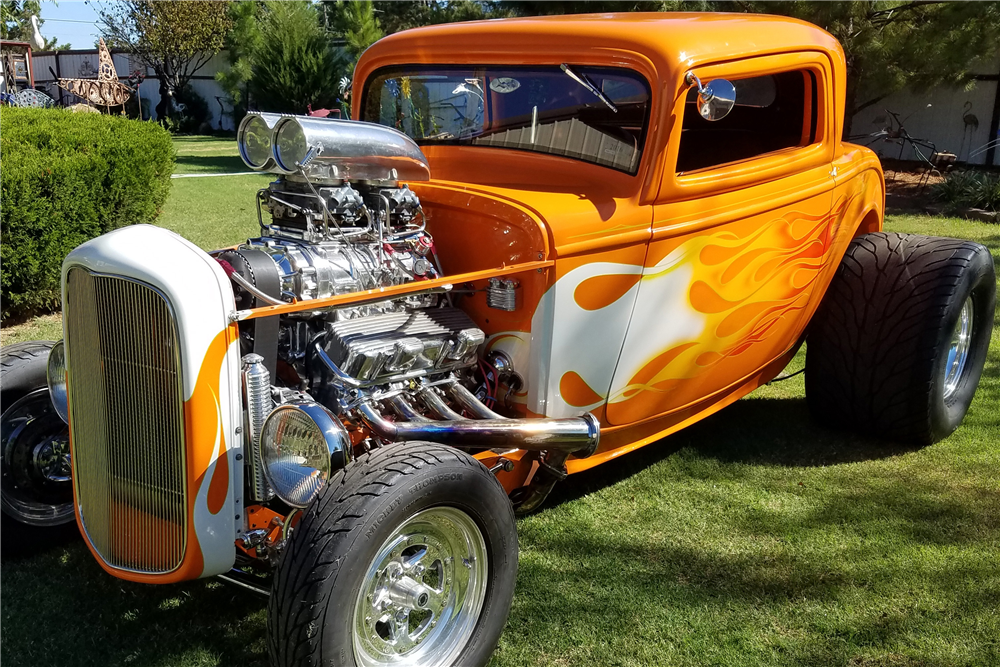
173;154;248;175
547;396;924;512
1;543;268;667
509;499;1000;665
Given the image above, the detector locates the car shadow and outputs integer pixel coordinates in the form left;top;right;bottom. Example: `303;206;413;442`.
546;396;926;511
0;543;269;667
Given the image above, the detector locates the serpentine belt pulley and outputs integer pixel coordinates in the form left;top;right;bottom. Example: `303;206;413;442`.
218;249;281;378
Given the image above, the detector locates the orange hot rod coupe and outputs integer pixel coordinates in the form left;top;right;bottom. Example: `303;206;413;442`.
2;13;995;667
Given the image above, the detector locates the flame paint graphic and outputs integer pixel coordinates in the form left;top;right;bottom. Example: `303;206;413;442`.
604;193;857;422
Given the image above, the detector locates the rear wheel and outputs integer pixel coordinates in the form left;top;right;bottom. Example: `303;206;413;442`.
268;442;517;667
806;232;995;444
1;341;77;555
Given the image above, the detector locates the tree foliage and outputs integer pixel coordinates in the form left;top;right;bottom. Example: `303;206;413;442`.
761;1;1000;128
1;0;71;49
216;1;346;118
371;1;514;35
324;1;383;64
97;0;230;94
215;0;264;121
498;0;1000;135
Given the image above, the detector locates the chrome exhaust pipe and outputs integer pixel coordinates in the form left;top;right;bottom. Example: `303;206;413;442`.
417;386;468;421
386;394;432;422
356;401;600;457
444;381;506;419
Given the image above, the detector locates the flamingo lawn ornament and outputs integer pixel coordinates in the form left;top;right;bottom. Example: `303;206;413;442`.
29;15;45;51
57;38;131;109
960;101;981;161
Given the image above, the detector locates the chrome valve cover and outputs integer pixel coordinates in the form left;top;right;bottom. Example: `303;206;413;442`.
324;308;485;382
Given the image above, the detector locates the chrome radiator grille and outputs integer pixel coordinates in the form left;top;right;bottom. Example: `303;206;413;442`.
66;268;187;573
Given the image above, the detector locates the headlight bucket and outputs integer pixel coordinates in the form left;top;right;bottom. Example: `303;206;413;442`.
260;400;352;508
46;340;69;424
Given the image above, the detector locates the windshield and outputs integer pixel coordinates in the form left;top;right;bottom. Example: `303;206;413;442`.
361;66;651;174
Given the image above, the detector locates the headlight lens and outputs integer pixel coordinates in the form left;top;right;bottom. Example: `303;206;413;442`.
274;119;309;172
237;112;280;170
46;340;69;424
260;401;352;508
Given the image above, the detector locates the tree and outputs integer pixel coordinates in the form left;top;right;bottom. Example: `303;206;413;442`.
217;1;347;117
761;1;1000;135
325;0;383;64
96;0;231;97
1;0;71;49
499;0;1000;137
215;0;264;122
371;1;514;35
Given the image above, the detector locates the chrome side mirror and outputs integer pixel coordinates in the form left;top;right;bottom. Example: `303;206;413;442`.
685;73;736;122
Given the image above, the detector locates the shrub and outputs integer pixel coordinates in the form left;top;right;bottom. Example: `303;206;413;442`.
1;107;174;319
931;170;1000;214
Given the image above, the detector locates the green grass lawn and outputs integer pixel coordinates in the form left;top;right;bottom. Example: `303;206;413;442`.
1;138;998;666
172;134;253;175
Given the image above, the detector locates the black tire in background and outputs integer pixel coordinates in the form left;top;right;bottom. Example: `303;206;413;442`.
268;442;518;667
806;232;995;445
1;340;78;557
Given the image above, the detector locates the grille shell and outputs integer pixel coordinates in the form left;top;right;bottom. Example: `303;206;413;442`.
66;267;188;574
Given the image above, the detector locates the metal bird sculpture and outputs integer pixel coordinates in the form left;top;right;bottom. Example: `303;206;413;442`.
57;38;131;108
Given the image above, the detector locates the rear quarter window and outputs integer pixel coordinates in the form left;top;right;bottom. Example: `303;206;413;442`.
677;70;818;173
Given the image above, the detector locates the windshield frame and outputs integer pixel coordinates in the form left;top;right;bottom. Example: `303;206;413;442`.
360;64;654;176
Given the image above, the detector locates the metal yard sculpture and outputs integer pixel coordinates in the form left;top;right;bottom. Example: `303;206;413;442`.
57;38;131;108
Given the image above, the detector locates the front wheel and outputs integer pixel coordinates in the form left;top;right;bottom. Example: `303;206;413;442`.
268;443;518;667
1;341;77;555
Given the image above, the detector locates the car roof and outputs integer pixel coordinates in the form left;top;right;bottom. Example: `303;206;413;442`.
355;12;844;80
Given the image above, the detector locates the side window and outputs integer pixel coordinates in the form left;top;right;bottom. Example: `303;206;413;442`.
676;69;817;173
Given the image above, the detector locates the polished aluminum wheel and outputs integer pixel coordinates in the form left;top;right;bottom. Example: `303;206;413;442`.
1;388;75;525
352;506;488;667
943;297;974;401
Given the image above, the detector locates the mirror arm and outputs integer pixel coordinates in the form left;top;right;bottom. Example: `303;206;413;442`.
684;72;712;102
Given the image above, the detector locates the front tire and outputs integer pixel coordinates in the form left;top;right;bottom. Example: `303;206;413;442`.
1;341;77;555
268;443;518;667
806;232;995;444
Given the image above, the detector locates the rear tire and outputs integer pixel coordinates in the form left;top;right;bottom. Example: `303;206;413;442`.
806;232;995;445
268;442;518;667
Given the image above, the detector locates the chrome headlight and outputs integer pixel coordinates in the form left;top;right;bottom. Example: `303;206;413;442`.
237;112;282;170
260;401;352;508
46;340;69;424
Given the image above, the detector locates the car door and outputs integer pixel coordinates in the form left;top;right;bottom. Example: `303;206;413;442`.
606;52;845;426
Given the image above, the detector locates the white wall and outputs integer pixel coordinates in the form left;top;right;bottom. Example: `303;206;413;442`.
850;56;1000;167
32;49;234;131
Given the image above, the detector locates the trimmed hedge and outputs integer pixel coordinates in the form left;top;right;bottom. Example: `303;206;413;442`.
1;107;174;319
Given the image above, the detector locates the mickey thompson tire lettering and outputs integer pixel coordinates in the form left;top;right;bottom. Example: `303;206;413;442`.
267;442;517;667
806;232;995;445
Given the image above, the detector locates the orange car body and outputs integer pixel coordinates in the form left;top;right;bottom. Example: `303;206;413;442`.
71;13;885;583
347;13;885;483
